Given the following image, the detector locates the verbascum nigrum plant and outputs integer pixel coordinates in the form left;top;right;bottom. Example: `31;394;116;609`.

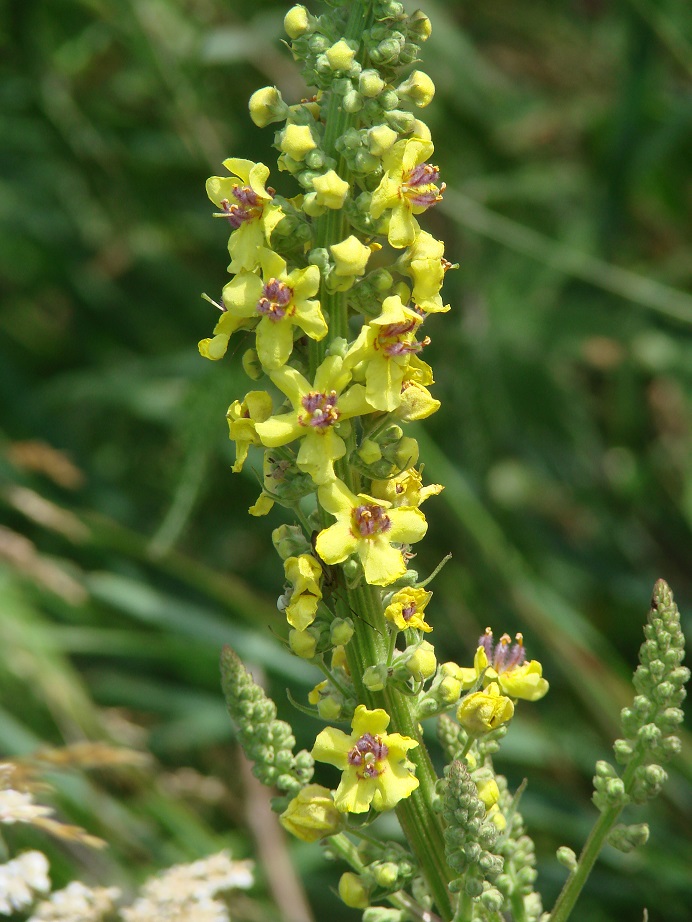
198;3;689;919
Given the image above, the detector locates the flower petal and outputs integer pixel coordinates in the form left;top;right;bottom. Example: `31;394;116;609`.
312;727;351;769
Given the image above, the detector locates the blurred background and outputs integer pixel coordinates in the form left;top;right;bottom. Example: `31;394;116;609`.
1;0;691;919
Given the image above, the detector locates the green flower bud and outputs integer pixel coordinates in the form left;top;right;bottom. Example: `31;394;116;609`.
338;872;370;909
385;109;415;133
342;91;364;113
363;664;388;692
362;909;404;922
372;862;399;888
242;348;263;380
330;618;354;646
272;524;311;560
405;640;437;682
317;695;342;721
607;822;649;853
409;10;432;42
556;846;577;870
359;69;386;98
379;89;400;111
358;439;383;465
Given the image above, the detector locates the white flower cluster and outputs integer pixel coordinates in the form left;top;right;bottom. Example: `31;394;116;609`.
27;881;120;922
0;789;53;826
121;851;254;922
0;851;50;916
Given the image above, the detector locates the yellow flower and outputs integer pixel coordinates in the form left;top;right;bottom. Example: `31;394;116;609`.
280;784;341;842
254;355;372;484
203;249;326;369
461;629;549;702
283;554;323;631
370;138;445;248
371;467;443;508
398;231;452;313
312;705;419;813
457;682;514;736
315;479;427;587
206;158;284;273
345;295;429;412
384;587;433;632
225;391;273;473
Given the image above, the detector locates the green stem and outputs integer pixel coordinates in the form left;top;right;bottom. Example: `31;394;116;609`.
386;625;398;666
316;659;353;702
453;890;472;922
549;755;642;922
350;582;455;921
548;804;622;922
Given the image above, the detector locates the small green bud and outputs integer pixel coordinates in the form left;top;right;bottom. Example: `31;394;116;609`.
556;846;577;871
405;640;437;682
317;695;342;721
342;91;364;113
359;69;386;98
358;439;383;465
363;664;388;692
242;348;263;380
362;908;404;922
607;822;649;853
330;617;354;646
480;887;505;912
385;109;415;133
409;11;432;42
372;862;399;888
272;524;311;560
379;89;400;111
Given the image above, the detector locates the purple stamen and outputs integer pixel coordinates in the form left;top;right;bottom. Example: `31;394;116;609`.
352;504;392;538
479;629;527;674
402;603;417;622
256;278;293;322
401;162;445;211
300;390;340;430
347;732;389;778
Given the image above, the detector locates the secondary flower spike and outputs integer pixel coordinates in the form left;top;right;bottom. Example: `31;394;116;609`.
312;705;419;813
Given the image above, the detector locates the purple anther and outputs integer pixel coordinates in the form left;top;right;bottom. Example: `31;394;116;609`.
256;278;293;322
352;504;392;538
300;390;339;430
402;603;417;622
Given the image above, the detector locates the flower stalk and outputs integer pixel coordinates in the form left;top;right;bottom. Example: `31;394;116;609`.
199;2;687;920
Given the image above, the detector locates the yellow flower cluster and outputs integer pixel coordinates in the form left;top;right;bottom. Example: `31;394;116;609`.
202;2;549;835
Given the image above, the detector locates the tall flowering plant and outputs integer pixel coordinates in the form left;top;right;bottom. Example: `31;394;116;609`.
200;3;688;921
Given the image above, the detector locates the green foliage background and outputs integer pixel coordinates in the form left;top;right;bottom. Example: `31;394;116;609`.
1;0;691;919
